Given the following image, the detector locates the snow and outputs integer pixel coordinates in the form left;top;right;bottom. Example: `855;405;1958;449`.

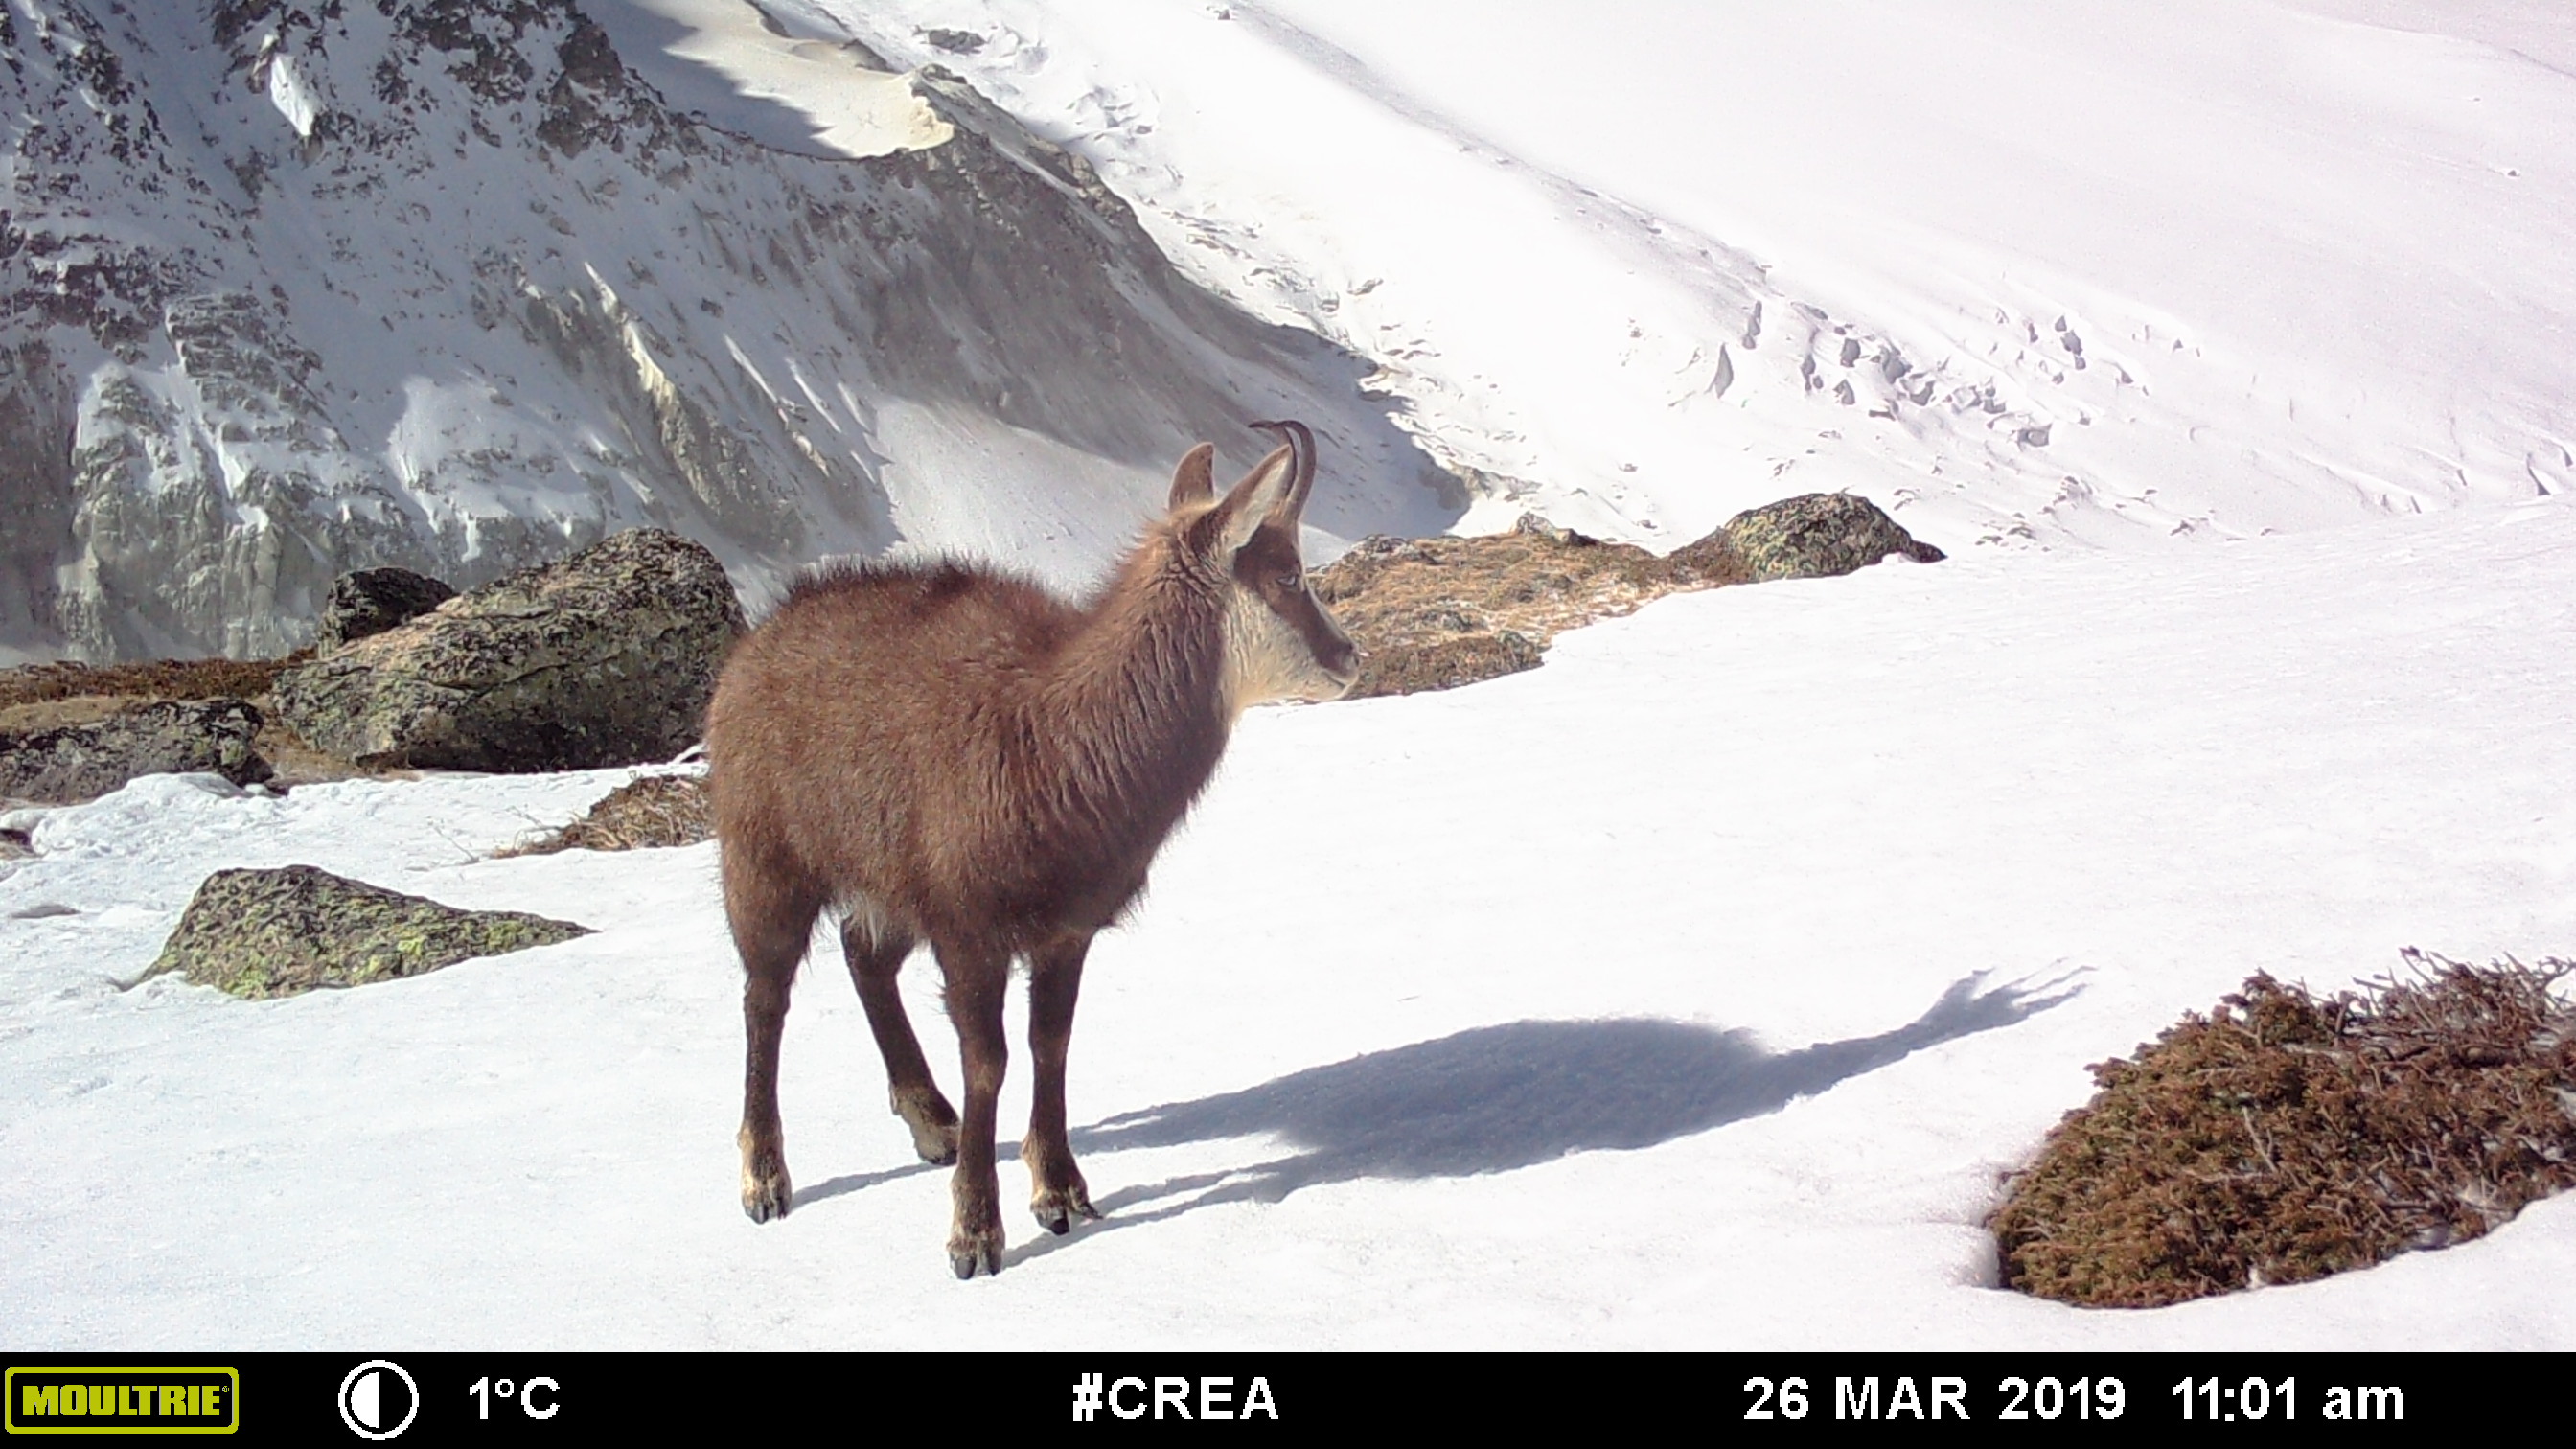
8;0;2576;1348
813;0;2576;550
582;0;954;159
7;493;2575;1347
262;51;321;140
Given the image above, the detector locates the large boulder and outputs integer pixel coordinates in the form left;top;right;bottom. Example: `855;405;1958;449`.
146;864;591;999
0;699;271;804
271;529;746;771
314;567;457;652
1719;493;1945;582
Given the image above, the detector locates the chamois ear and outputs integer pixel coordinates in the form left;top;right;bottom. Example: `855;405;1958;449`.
1168;443;1216;511
1206;444;1298;556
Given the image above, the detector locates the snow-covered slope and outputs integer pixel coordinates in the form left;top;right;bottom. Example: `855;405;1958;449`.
14;0;2570;662
6;492;2573;1348
0;0;1460;661
822;0;2576;548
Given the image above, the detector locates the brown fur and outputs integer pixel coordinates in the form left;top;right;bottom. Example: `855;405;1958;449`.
705;425;1355;1277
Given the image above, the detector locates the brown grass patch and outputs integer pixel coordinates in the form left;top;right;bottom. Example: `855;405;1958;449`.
0;653;310;711
1992;953;2576;1307
1313;518;1744;699
505;773;712;856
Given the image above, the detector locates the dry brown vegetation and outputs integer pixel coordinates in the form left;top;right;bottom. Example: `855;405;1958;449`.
504;773;713;856
1992;953;2576;1308
0;648;374;788
0;653;308;714
1312;517;1746;698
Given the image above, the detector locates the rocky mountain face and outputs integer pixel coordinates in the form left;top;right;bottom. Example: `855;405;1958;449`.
0;0;1460;661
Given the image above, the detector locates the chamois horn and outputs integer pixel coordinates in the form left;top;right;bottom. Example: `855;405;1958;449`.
1249;419;1317;517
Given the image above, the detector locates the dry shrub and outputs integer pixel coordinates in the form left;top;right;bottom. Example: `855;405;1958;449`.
506;773;711;856
1313;517;1743;699
0;652;310;711
1993;952;2576;1307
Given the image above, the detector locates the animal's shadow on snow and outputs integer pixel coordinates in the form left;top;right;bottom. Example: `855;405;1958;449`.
1004;971;2078;1263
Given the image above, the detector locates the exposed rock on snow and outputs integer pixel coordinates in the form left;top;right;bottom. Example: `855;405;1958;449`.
1720;494;1945;583
146;863;590;998
1311;494;1937;695
0;699;273;804
313;567;457;653
0;0;1458;662
272;528;743;771
1313;512;1745;699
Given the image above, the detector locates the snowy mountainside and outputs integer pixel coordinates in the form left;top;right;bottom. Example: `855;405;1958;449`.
818;0;2576;550
0;0;1461;662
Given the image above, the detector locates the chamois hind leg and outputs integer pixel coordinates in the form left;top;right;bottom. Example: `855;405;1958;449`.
729;856;825;1224
935;933;1012;1278
1024;930;1102;1235
840;914;956;1165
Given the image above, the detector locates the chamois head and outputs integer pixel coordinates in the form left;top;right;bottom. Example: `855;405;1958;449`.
1168;420;1360;714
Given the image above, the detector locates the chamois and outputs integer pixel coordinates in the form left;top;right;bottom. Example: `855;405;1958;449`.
704;422;1358;1277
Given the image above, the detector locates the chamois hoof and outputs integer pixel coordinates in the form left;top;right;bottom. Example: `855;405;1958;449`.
1030;1182;1101;1236
739;1123;793;1223
742;1170;793;1224
949;1230;1004;1279
893;1091;960;1165
908;1121;959;1167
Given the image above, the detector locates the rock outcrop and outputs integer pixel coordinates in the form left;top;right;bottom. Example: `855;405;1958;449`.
0;699;271;803
146;863;589;998
1313;495;1937;697
272;528;743;770
314;567;455;652
1720;493;1946;582
1312;513;1736;698
0;0;1459;662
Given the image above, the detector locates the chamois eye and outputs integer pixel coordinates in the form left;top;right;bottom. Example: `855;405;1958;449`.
1278;574;1302;592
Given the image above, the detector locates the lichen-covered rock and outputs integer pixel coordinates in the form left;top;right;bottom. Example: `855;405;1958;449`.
1721;493;1944;582
0;699;271;803
271;529;746;771
315;566;456;652
147;864;590;999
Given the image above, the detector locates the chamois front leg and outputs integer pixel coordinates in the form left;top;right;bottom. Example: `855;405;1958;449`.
840;917;956;1164
1024;931;1101;1235
939;938;1012;1278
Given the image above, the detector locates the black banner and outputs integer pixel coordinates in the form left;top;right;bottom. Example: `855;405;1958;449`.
0;1353;2507;1439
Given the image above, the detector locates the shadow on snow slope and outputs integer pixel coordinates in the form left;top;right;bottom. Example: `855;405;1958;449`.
794;971;2080;1265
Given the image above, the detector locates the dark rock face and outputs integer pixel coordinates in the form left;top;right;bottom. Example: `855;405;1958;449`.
147;863;590;998
271;528;745;770
1;0;1458;662
0;699;271;803
1721;493;1945;582
314;566;457;651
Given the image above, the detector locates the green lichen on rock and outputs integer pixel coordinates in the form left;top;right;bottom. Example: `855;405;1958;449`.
1722;492;1944;583
272;528;745;771
147;864;591;999
0;698;272;803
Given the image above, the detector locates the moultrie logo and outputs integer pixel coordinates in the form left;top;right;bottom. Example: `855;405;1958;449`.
5;1367;240;1434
